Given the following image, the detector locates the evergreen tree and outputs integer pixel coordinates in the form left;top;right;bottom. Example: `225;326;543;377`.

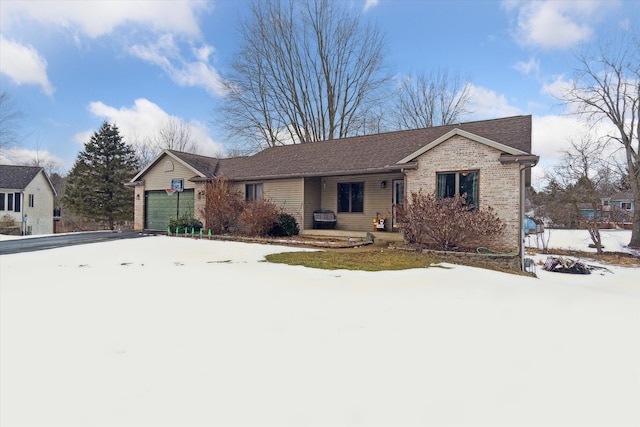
62;122;139;230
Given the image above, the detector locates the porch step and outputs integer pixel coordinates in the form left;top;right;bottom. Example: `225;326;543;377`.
300;229;404;245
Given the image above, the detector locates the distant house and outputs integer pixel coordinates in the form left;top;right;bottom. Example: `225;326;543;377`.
579;191;635;229
0;165;57;235
128;115;538;257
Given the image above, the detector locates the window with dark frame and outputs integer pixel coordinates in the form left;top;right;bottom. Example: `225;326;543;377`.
337;182;364;213
245;183;263;201
14;193;21;212
0;193;4;210
29;194;35;208
437;171;479;208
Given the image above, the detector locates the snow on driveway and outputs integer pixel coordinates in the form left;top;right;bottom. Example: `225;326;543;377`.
1;234;639;427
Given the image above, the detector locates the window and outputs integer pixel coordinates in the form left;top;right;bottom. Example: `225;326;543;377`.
245;183;263;201
29;194;35;208
437;171;479;207
7;193;14;211
0;193;4;210
14;193;21;212
337;182;364;213
622;202;632;210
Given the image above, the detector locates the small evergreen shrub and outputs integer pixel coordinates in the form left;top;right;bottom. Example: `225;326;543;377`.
168;213;203;233
269;212;300;237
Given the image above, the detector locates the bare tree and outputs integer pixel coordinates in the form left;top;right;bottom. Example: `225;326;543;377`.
219;0;389;151
554;137;610;253
133;135;158;169
155;117;197;153
0;91;24;150
391;68;472;130
561;31;640;248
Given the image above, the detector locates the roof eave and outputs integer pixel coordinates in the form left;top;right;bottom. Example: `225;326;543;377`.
224;163;417;181
499;154;540;167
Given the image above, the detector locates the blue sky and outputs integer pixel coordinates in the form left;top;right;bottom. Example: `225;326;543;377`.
1;0;638;187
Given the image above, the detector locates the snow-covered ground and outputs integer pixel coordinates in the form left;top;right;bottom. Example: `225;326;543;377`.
1;230;639;427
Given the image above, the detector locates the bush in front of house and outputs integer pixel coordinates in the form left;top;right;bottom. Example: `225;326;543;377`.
202;178;245;234
397;191;505;251
201;178;299;238
239;198;280;237
168;213;203;233
269;212;300;237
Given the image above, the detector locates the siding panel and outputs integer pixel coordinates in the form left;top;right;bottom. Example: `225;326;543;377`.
23;172;55;235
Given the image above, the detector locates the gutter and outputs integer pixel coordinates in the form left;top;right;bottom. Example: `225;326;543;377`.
219;162;419;182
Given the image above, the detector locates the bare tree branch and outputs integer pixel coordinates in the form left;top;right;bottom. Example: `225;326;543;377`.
0;91;24;150
218;0;389;151
561;31;640;248
391;68;472;130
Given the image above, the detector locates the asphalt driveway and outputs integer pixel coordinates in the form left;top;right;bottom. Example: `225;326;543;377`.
0;230;149;255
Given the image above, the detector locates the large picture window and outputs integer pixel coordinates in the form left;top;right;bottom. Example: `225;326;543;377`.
337;182;364;213
437;171;478;207
245;183;263;201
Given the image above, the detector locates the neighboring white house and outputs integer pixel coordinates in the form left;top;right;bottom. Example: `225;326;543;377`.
0;165;57;235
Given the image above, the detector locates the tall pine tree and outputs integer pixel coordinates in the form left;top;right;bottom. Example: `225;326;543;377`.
62;122;139;230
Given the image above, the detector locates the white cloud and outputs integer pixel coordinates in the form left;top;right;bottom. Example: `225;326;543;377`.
129;36;227;97
503;0;617;49
364;0;379;12
1;0;209;39
530;114;624;187
0;146;64;170
0;35;54;95
541;74;571;100
513;57;540;76
77;98;224;157
466;84;521;119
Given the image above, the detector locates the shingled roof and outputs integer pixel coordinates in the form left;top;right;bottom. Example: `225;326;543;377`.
136;115;533;182
215;115;533;180
0;165;50;190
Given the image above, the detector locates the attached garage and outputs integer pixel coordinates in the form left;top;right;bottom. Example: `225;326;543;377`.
144;189;195;230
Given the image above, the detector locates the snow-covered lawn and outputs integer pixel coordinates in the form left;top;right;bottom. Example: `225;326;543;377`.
1;230;639;427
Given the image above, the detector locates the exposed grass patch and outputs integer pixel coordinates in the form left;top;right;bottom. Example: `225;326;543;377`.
265;249;444;272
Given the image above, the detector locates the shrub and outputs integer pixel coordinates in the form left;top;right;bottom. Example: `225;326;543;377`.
239;199;280;237
269;212;300;237
201;178;244;234
168;213;203;233
397;191;505;251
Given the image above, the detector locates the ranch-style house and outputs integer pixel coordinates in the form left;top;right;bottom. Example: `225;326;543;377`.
127;115;538;258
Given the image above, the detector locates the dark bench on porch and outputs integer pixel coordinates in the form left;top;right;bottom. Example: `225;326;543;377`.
313;210;337;229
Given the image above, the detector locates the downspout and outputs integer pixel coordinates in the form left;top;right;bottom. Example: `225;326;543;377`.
520;166;526;272
21;190;26;235
499;154;539;272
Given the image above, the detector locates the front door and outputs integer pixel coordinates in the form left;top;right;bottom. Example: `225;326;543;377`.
392;179;404;230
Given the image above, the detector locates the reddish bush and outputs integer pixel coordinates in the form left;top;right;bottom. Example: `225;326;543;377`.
201;178;244;234
397;192;505;251
239;198;280;236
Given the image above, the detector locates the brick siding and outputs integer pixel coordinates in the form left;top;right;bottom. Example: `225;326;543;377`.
405;135;521;252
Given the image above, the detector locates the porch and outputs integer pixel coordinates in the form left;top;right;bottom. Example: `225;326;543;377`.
300;228;404;246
